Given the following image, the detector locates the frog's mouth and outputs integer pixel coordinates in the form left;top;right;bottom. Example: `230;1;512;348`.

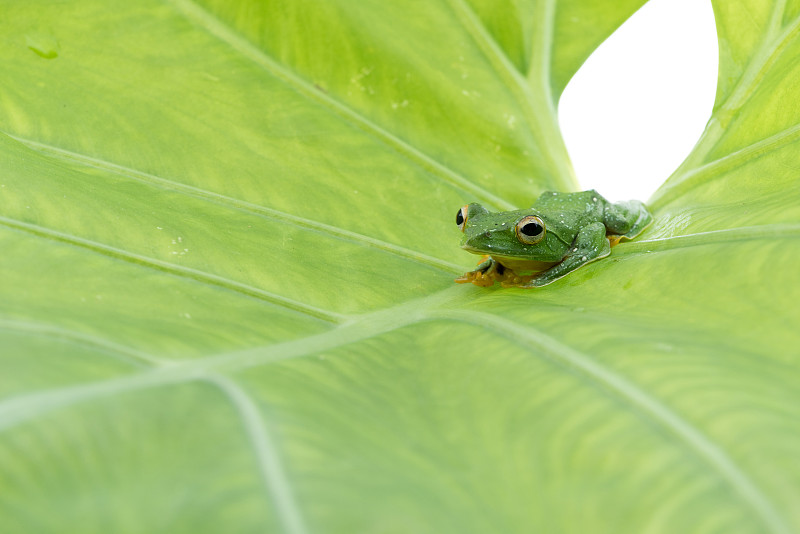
461;245;557;274
460;244;487;254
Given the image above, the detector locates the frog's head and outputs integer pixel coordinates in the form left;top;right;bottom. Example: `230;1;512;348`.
456;203;547;257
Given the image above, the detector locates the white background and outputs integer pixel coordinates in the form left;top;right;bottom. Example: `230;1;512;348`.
558;0;718;202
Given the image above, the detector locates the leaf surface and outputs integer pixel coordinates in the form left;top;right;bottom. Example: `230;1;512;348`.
1;1;799;533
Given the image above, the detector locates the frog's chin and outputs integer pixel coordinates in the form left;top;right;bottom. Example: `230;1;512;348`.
493;256;557;274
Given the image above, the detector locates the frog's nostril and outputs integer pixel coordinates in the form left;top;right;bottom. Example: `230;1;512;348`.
483;231;491;238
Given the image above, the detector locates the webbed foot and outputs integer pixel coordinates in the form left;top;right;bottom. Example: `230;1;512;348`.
455;256;498;287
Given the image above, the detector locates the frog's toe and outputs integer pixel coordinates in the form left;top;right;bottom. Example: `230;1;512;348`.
472;277;495;287
454;267;498;287
454;273;473;284
471;269;494;287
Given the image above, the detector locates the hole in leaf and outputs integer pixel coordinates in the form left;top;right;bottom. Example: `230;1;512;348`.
558;0;718;202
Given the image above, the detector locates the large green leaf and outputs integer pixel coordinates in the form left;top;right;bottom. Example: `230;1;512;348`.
1;0;799;533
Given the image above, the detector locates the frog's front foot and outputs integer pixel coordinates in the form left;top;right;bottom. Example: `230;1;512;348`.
456;257;540;288
455;256;502;287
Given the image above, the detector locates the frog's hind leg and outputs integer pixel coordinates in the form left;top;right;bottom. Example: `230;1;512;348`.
524;222;611;287
622;200;654;238
604;200;653;240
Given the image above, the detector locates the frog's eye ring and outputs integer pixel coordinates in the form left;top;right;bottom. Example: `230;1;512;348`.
456;205;469;232
515;215;546;244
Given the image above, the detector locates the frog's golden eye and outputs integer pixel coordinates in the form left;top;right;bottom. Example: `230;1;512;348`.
456;205;469;232
515;215;546;244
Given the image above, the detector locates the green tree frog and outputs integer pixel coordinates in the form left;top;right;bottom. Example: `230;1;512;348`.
455;190;652;288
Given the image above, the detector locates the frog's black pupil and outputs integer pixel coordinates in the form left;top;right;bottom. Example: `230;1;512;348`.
521;222;543;236
456;210;464;226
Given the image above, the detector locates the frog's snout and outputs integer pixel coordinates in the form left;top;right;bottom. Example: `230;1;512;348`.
467;230;492;239
460;234;477;251
461;230;493;252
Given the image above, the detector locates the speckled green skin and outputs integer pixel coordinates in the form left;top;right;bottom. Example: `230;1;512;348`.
459;190;652;287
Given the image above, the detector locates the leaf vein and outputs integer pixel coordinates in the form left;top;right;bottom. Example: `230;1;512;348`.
444;0;576;190
653;122;800;207
0;216;345;324
163;0;515;211
678;6;800;171
208;376;309;534
0;286;458;432
10;134;463;275
433;309;792;534
617;223;800;255
0;318;160;367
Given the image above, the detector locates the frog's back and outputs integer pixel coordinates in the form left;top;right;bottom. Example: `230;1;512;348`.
532;190;602;213
536;190;652;239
